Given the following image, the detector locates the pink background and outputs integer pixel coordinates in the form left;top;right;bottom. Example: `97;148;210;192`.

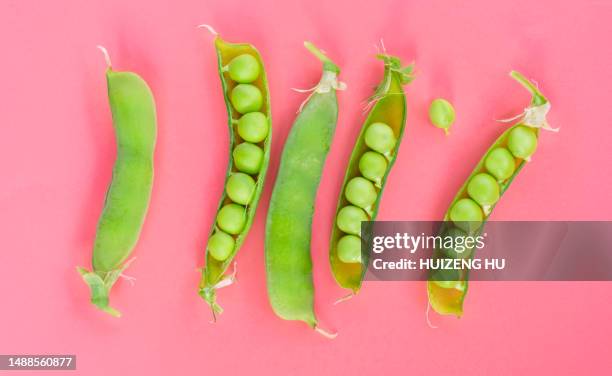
1;0;611;374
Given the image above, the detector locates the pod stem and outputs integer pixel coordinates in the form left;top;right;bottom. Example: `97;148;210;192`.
510;70;547;107
77;267;121;317
96;45;112;69
304;41;339;73
197;24;218;36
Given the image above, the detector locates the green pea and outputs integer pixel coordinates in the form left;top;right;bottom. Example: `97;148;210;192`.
358;151;388;186
467;173;500;207
237;112;268;143
345;177;377;209
336;205;369;236
230;84;263;114
216;203;246;235
429;98;455;135
226;172;256;205
207;231;235;261
484;147;516;181
233;142;263;174
508;125;537;159
440;226;472;259
337;235;362;264
227;54;260;83
364;122;396;155
449;198;483;233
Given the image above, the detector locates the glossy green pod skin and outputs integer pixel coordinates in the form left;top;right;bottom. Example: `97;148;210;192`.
78;48;157;317
199;35;272;316
265;42;342;333
330;54;413;294
428;71;551;316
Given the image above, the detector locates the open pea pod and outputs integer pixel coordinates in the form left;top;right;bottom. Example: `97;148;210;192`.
198;27;272;318
330;54;414;295
428;71;555;316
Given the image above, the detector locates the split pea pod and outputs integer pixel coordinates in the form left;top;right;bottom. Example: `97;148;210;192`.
428;71;556;316
265;42;344;337
77;46;157;317
330;54;414;296
197;26;272;318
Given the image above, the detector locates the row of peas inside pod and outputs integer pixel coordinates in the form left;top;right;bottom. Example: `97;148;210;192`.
207;53;270;262
336;122;398;264
448;124;539;234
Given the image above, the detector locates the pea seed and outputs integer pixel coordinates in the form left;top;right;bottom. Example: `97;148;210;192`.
227;54;260;83
233;142;263;174
467;173;500;207
337;235;362;263
441;226;472;258
226;172;256;205
345;177;377;209
358;151;388;185
230;84;263;114
364;122;396;155
449;198;483;233
207;231;235;261
508;125;537;159
429;98;455;135
216;203;246;235
237;112;268;143
336;205;368;236
484;147;516;180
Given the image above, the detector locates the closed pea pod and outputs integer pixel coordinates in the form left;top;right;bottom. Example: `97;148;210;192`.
330;53;414;296
265;42;345;337
197;26;272;318
77;46;157;317
428;71;557;317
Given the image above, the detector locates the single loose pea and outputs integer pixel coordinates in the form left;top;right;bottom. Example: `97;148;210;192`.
429;98;455;135
230;84;263;114
485;147;516;181
508;125;537;159
345;177;377;209
216;203;246;235
237;112;268;143
449;198;483;233
364;122;396;155
207;231;235;261
337;235;362;263
467;173;500;207
358;151;388;186
227;54;260;83
226;172;256;205
336;205;369;236
233;142;263;175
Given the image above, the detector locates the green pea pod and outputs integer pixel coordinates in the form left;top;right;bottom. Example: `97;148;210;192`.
77;46;157;317
428;71;554;317
265;42;344;337
330;54;414;296
198;26;272;318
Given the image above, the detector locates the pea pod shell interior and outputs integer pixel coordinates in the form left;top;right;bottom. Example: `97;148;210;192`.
202;38;272;288
329;64;408;293
428;124;540;316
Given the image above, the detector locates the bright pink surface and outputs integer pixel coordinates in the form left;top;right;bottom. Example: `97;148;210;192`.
1;0;611;374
